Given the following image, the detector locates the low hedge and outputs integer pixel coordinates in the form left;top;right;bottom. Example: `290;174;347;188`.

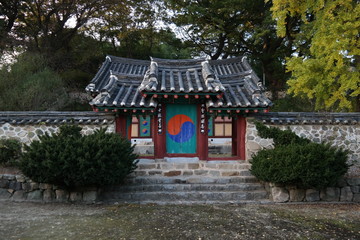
250;122;349;189
19;125;138;189
0;138;22;167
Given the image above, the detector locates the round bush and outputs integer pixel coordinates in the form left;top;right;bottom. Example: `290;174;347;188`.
0;138;22;167
19;125;138;188
250;142;349;189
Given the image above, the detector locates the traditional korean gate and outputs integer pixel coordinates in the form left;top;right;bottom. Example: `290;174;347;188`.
166;104;197;154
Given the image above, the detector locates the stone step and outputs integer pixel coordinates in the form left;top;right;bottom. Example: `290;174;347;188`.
136;161;252;171
107;183;265;192
113;199;272;205
100;159;268;204
131;169;254;178
124;176;260;185
102;190;269;203
132;160;254;178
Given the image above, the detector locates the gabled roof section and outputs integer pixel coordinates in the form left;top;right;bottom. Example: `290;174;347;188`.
209;56;253;75
86;55;150;94
89;73;156;109
206;57;271;109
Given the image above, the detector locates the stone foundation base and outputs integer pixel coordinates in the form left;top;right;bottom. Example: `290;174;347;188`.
0;173;100;203
265;178;360;203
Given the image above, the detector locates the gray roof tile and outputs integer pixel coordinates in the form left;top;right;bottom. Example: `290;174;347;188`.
0;112;114;125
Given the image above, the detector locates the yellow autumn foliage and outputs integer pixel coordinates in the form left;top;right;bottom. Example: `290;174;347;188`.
270;0;360;111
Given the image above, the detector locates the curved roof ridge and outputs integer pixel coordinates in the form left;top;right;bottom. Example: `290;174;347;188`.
209;56;245;65
107;55;151;65
151;57;206;66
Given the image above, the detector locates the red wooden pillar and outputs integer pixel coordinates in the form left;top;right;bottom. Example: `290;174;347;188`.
232;116;246;160
115;114;131;139
197;104;208;160
115;114;128;138
153;103;166;159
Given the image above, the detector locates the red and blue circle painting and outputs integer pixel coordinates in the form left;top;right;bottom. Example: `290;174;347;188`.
167;114;195;143
142;120;148;126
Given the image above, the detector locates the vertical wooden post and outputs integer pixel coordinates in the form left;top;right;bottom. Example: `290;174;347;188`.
116;115;132;139
115;114;128;138
153;103;166;159
126;116;132;139
231;117;237;157
197;104;208;160
232;116;246;160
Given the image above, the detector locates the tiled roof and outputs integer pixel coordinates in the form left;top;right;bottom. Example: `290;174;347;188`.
138;58;225;93
90;76;156;109
0;112;114;125
86;56;149;93
86;55;272;112
253;112;360;125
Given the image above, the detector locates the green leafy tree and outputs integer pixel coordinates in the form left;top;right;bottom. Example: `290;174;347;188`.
271;0;360;111
1;1;192;92
164;0;300;92
0;0;22;52
83;0;193;60
0;53;67;110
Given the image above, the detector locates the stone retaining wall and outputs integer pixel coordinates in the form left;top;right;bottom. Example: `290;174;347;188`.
0;172;100;203
0;112;114;204
249;112;360;177
264;178;360;203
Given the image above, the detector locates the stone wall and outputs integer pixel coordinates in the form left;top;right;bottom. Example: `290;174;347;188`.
0;112;115;144
1;111;360;203
0;171;100;203
0;112;116;203
264;178;360;203
247;112;360;177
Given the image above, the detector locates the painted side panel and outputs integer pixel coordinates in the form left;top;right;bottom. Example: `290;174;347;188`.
139;116;151;137
208;117;214;136
166;104;197;154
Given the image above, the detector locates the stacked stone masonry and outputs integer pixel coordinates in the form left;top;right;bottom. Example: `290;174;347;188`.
101;158;270;204
0;173;100;203
0;112;115;144
264;178;360;203
1;111;360;203
248;113;360;177
131;158;254;178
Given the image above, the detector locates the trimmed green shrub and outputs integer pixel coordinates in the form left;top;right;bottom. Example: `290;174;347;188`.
19;125;138;188
0;138;22;167
254;121;310;146
250;123;349;189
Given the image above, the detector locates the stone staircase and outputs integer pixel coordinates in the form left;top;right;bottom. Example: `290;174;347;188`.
101;158;270;204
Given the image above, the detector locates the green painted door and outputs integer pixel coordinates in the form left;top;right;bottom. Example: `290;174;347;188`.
166;104;197;154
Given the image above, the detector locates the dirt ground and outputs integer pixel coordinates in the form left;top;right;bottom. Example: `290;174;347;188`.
0;201;359;240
